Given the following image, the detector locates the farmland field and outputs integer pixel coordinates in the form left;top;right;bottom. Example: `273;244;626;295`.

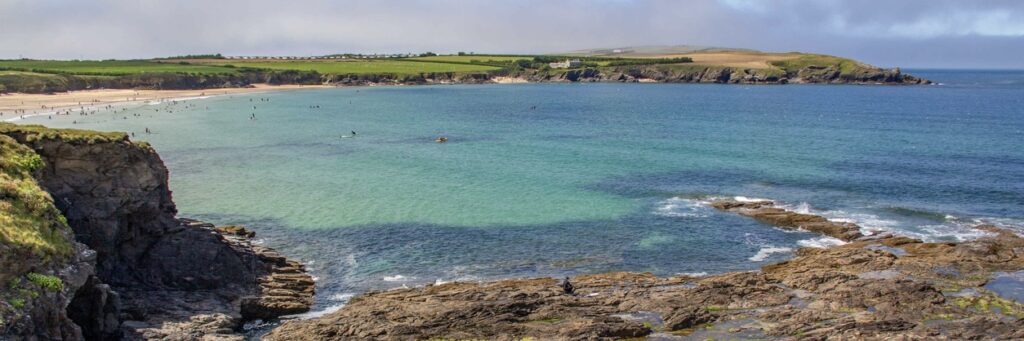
199;60;501;75
409;55;530;63
0;60;239;75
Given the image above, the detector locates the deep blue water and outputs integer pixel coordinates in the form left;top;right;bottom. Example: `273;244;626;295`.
20;69;1024;318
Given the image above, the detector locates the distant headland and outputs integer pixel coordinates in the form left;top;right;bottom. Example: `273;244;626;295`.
0;46;928;95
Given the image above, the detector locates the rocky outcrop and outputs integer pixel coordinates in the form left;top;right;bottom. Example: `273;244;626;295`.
710;199;863;241
0;124;314;340
0;133;96;340
269;223;1024;340
499;64;929;85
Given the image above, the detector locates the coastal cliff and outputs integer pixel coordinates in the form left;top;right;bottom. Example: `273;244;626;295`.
325;63;928;86
0;123;314;340
0;58;927;94
268;199;1023;340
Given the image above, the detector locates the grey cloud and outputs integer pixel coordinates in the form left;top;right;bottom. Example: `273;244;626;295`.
1;0;1022;68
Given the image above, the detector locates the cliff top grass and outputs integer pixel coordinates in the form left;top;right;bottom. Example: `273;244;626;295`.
0;59;240;76
0;134;72;261
770;54;868;74
0;123;127;144
196;59;501;75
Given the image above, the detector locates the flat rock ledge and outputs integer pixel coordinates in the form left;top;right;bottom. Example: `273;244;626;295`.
711;199;863;241
267;203;1023;340
120;219;315;340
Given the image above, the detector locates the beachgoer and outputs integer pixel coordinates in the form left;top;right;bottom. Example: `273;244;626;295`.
562;277;574;295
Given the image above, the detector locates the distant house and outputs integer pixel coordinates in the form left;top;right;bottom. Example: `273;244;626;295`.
549;59;582;69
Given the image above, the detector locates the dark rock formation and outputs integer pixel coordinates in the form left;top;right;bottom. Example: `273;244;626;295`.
267;199;1022;340
0;124;314;340
0;133;96;340
500;64;929;85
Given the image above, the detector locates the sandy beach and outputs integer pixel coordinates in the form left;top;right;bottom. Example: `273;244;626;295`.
0;84;328;120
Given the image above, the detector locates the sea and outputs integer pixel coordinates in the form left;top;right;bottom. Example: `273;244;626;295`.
12;69;1024;321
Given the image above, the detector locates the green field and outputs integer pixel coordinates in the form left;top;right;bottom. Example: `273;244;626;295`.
409;55;530;63
0;60;239;75
204;60;500;75
770;54;864;73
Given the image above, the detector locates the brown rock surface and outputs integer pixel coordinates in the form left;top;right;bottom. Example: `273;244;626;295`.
710;199;864;240
268;216;1023;340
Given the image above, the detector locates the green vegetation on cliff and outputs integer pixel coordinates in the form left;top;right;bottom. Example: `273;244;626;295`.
0;134;72;261
770;54;864;74
0;123;127;145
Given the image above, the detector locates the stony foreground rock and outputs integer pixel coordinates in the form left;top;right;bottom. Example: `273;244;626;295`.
269;204;1023;340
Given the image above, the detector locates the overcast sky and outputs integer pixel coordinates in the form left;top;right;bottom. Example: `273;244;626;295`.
2;0;1023;69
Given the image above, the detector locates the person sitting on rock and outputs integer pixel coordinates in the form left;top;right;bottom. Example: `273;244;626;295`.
562;277;574;295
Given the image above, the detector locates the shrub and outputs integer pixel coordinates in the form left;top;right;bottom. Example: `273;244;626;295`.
26;273;63;292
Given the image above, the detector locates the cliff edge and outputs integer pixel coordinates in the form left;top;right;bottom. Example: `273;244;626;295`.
0;123;314;340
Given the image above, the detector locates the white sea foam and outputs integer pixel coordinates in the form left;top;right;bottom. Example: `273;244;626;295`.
344;254;358;267
919;223;996;242
330;293;355;301
677;272;709;277
286;293;355;320
734;196;771;203
974;217;1024;235
288;304;344;320
653;197;709;218
383;275;413;282
145;95;212;105
749;246;792;262
797;236;847;248
792;202;813;214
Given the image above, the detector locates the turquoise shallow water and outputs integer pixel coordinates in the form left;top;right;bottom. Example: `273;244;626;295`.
14;70;1024;316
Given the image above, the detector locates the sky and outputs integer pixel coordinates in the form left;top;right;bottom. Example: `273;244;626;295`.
2;0;1023;69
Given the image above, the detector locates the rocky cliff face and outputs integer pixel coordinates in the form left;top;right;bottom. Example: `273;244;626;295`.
0;133;96;340
500;64;929;85
0;124;314;340
319;63;928;87
267;200;1023;340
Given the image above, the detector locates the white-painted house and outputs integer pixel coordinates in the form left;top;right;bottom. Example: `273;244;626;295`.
549;59;582;68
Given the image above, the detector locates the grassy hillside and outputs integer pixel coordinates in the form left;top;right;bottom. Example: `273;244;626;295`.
0;60;239;76
195;59;500;75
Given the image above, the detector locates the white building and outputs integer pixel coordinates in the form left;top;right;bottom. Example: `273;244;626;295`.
549;59;582;68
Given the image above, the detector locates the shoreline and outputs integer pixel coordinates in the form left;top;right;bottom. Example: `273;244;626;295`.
274;197;1023;323
0;84;330;122
268;198;1024;340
